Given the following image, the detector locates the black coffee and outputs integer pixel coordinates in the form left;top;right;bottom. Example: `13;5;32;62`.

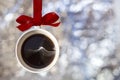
21;34;55;69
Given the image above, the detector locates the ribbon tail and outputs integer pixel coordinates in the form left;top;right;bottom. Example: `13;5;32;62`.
17;23;33;32
50;22;61;27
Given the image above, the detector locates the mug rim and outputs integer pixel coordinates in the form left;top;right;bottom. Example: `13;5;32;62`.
15;28;59;73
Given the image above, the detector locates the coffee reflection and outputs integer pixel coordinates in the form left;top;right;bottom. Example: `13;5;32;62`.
21;34;55;69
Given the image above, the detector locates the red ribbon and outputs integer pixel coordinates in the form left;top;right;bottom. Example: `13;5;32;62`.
16;0;60;31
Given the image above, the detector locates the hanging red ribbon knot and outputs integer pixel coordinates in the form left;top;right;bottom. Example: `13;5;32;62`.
16;0;60;32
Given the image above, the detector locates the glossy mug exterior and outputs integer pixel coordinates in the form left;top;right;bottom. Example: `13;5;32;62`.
15;28;59;73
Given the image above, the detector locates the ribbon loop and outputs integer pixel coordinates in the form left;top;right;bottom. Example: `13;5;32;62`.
16;15;33;24
16;0;60;32
42;12;60;26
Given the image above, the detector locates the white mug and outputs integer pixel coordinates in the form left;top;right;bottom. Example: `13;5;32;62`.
15;28;59;73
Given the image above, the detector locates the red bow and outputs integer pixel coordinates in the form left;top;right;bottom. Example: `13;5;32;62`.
16;0;60;32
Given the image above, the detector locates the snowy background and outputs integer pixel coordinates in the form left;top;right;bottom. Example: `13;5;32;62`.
0;0;120;80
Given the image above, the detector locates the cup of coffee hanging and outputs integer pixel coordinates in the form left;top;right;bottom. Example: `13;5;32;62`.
15;0;60;73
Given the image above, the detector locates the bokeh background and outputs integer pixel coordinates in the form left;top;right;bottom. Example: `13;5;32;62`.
0;0;120;80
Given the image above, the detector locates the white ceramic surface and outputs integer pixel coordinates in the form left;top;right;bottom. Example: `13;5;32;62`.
15;28;59;73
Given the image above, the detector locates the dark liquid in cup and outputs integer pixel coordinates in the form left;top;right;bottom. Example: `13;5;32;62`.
21;34;55;69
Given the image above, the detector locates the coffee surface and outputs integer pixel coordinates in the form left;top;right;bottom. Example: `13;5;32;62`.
21;34;55;69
